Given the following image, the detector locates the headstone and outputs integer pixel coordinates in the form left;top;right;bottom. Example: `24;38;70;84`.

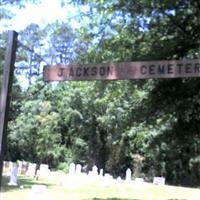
117;176;123;183
99;168;103;177
103;173;113;187
39;164;49;171
125;168;132;182
153;177;165;185
76;164;82;174
9;161;13;173
68;163;76;175
26;163;37;177
37;164;50;178
17;161;23;175
8;162;18;186
88;170;93;176
92;165;98;176
3;161;10;175
21;161;28;175
134;177;144;185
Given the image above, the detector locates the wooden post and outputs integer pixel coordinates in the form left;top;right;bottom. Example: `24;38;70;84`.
0;31;18;188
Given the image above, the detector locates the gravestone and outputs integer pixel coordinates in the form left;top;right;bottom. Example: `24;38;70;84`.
99;168;103;177
92;165;98;176
8;162;18;186
9;161;13;171
68;163;76;175
37;164;50;178
3;161;10;175
125;168;132;182
117;176;123;183
17;161;23;175
76;164;82;174
103;173;113;187
26;163;37;177
134;177;144;185
21;161;28;175
40;164;49;172
153;177;165;185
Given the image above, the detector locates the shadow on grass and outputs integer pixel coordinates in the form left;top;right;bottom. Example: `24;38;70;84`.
1;175;53;193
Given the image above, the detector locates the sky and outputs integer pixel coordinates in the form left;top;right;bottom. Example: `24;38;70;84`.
0;0;89;89
0;0;94;89
0;0;85;32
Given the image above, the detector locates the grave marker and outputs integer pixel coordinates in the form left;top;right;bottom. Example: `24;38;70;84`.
37;164;50;178
68;162;76;175
17;161;23;175
153;177;165;185
21;161;29;175
8;162;18;186
92;165;98;176
2;161;10;175
26;163;37;177
76;164;82;174
99;168;103;177
125;168;132;182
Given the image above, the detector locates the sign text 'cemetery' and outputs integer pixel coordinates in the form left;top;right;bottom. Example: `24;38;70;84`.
43;59;200;81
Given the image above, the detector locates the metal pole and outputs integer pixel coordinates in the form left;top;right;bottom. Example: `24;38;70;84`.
0;31;18;189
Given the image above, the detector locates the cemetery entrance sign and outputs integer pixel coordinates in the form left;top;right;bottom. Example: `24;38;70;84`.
44;59;200;81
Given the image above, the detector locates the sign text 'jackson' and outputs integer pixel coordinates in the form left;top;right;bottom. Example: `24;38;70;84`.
43;59;200;81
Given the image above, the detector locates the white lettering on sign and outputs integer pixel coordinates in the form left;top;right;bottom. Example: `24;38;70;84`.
43;60;200;81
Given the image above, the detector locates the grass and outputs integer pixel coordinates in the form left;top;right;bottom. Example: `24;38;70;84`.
1;171;200;200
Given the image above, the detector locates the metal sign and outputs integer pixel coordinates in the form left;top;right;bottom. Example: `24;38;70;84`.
43;59;200;81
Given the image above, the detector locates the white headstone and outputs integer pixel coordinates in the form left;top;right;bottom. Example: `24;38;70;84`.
26;163;37;177
39;164;49;171
3;161;10;175
103;173;113;187
117;176;122;183
21;161;28;175
37;164;50;178
8;163;18;186
9;161;13;175
17;161;23;175
68;163;76;175
134;177;144;185
92;165;98;176
99;168;103;176
76;164;82;174
125;168;132;182
153;177;165;185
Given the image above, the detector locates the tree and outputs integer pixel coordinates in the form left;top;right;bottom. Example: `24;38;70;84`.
7;80;63;167
69;0;200;186
4;0;200;187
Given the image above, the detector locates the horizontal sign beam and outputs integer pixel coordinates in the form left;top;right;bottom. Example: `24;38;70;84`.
43;59;200;81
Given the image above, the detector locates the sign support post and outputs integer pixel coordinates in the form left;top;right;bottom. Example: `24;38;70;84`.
0;31;18;189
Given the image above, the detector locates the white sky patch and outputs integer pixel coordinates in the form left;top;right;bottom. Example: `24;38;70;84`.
0;0;82;32
0;0;91;90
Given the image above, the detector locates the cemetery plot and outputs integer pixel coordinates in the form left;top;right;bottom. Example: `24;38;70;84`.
2;167;200;200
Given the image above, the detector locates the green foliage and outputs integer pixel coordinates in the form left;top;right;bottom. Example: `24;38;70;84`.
2;0;200;187
66;0;200;186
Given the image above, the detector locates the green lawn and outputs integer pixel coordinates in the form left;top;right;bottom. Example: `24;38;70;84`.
1;172;200;200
